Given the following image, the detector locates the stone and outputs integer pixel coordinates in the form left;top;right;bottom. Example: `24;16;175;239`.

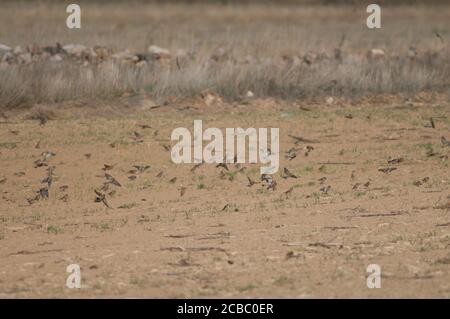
0;43;12;53
367;48;385;60
63;44;87;56
148;45;171;60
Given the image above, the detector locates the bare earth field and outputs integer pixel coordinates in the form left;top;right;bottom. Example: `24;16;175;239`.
1;94;449;298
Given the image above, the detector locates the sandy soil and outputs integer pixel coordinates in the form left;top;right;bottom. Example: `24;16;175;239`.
1;94;450;298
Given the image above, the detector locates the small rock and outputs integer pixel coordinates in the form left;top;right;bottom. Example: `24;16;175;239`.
148;45;171;60
367;48;385;60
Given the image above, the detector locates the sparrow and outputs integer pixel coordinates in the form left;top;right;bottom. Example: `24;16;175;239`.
261;174;277;190
441;136;450;147
247;176;259;187
105;174;122;187
387;157;404;165
216;163;229;171
282;167;297;179
378;167;397;174
284;148;297;161
304;145;314;157
102;164;115;171
283;187;294;198
38;188;49;199
162;144;170;152
94;190;110;208
190;163;203;172
320;185;331;194
179;186;186;197
133;165;150;173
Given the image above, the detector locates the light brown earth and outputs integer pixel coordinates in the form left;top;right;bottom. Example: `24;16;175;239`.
1;94;449;298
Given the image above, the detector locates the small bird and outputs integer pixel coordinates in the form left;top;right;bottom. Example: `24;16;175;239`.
105;174;122;187
59;185;68;192
304;145;314;157
261;174;277;191
441;136;450;147
430;118;435;129
38;188;49;199
41;151;56;161
285;148;297;161
191;163;203;172
435;31;444;43
42;175;53;188
282;167;297;179
320;185;331;194
216;163;229;171
128;175;137;181
0;178;6;184
378;167;397;174
247;176;259;187
133;165;150;173
94;190;110;208
156;171;163;178
169;177;177;184
161;144;170;151
102;164;115;171
283;187;294;198
318;177;327;184
179;186;186;197
59;194;69;202
84;153;91;159
387;157;404;165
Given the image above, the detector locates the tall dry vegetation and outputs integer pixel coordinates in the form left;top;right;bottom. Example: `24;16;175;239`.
0;2;449;108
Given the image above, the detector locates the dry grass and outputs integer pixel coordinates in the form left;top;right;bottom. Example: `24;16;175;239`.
0;2;449;108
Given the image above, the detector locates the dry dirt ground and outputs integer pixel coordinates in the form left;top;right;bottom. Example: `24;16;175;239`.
1;94;450;298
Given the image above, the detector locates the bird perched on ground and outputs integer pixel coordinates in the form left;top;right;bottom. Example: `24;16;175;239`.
282;168;297;179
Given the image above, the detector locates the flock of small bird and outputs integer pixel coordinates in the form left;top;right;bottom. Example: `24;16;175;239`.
15;119;450;209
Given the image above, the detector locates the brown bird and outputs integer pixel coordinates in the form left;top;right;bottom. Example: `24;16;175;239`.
169;177;177;184
378;167;397;174
102;164;115;171
84;153;91;159
441;136;450;147
179;186;186;197
128;175;137;181
38;188;49;199
285;148;297;161
387;157;404;165
156;171;163;178
216;163;229;171
94;190;110;208
282;167;297;179
261;174;277;191
283;187;294;198
320;185;331;194
105;174;122;187
247;176;259;187
133;165;150;173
